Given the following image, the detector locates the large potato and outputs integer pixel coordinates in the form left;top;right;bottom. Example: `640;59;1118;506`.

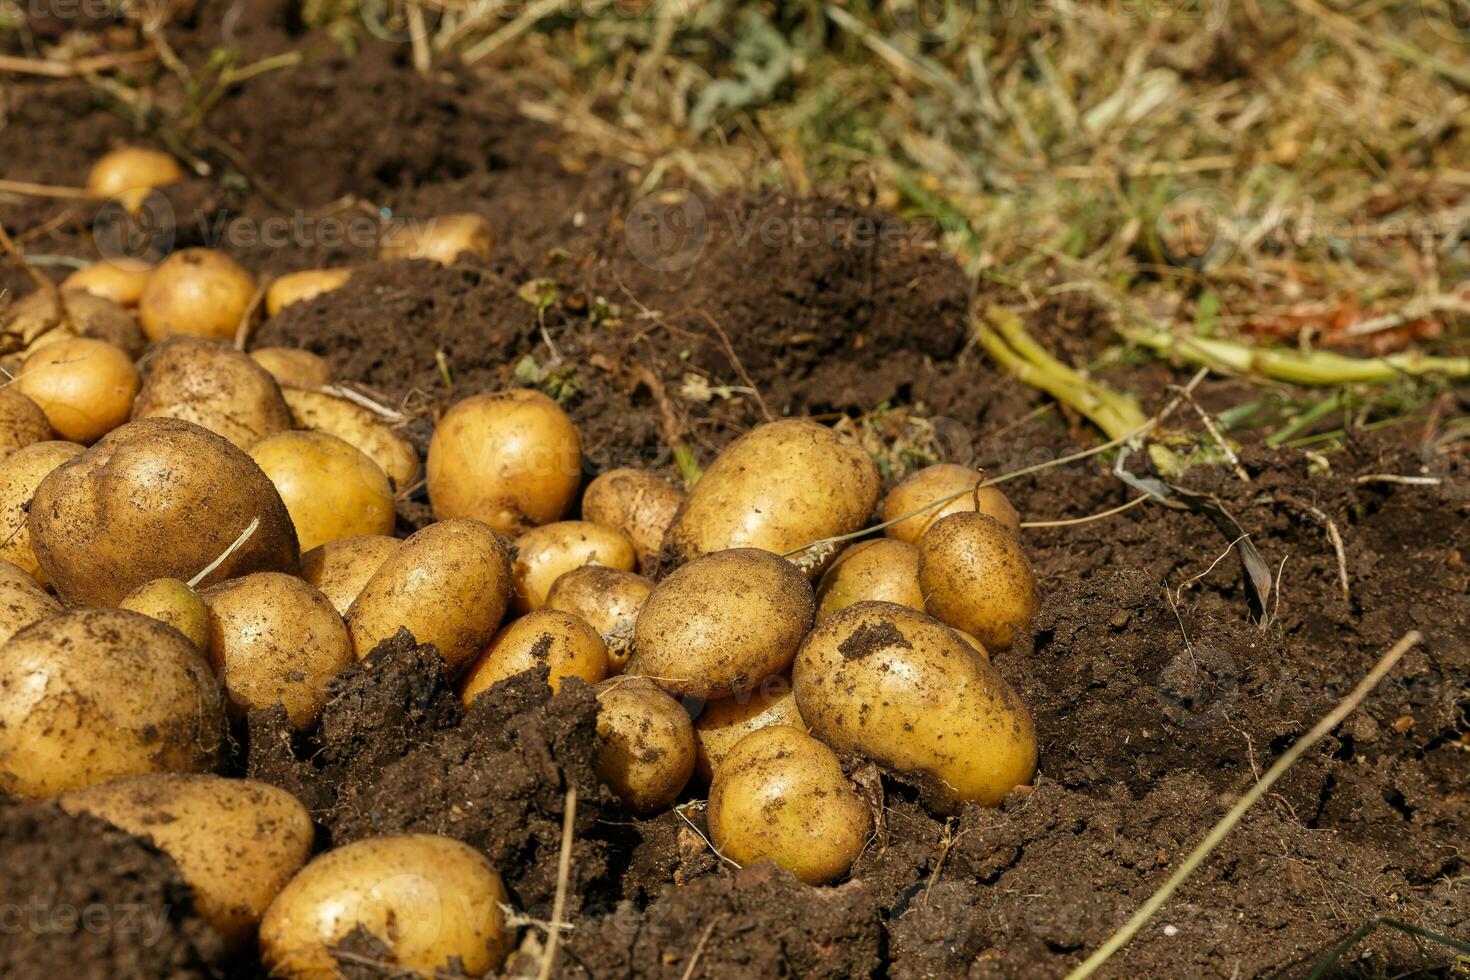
1;288;147;357
0;440;83;581
138;248;256;342
59;774;313;950
882;463;1021;542
627;548;814;700
27;418;300;605
61;259;153;308
917;512;1039;652
282;387;420;490
815;538;924;622
512;520;636;613
460;609;607;700
132;338;293;450
0;388;52;460
119;577;212;651
0;607;225;799
793;601;1036;808
379;213;494;265
595;676;695;814
265;268;351;316
0;559;60;644
582;468;685;567
300;534;400;616
17;337;140;444
250;430;395;552
693;672;805;782
544;565;652;673
250;347;333;387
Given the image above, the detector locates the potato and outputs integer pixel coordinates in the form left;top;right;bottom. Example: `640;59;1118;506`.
512;520;636;614
379;213;494;265
707;725;869;885
0;559;60;644
0;607;225;800
460;609;606;701
59;774;313;950
664;419;880;576
250;346;333;387
427;389;581;534
250;431;395;552
882;463;1021;542
62;260;152;308
627;548;813;700
793;601;1036;808
300;534;400;616
917;512;1038;652
201;572;354;729
265;268;351;317
595;676;695;813
347;518;511;670
85;146;184;208
0;388;52;460
582;468;685;567
260;834;511;979
138;248;256;342
119;577;211;651
544;565;652;672
0;440;83;581
815;538;923;622
0;289;146;358
281;387;420;490
17;337;140;444
132;338;293;450
953;628;990;661
693;672;804;782
27;417;300;605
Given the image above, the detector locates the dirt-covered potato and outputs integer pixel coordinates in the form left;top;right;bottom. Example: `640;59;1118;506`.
0;288;146;358
707;725;869;885
347;518;511;670
627;548;814;700
260;834;511;978
815;538;923;622
132;338;293;450
17;337;140;444
595;676;696;813
582;468;685;567
0;440;83;581
250;430;395;552
265;268;351;316
882;463;1021;542
427;389;581;534
281;387;420;490
85;146;184;207
119;577;211;651
460;609;607;700
0;607;225;800
917;512;1038;652
664;419;880;576
300;534;400;616
138;248;256;342
512;520;636;614
544;565;653;672
59;774;313;950
379;213;494;265
0;559;60;645
27;417;300;605
794;601;1036;808
692;672;805;782
249;347;333;387
0;388;52;460
62;260;152;308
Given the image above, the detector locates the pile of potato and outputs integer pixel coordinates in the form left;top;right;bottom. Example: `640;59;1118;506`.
0;147;1041;978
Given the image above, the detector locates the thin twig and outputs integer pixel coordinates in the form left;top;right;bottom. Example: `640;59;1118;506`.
0;178;92;200
1020;494;1151;529
537;785;577;980
1304;506;1351;603
187;518;260;587
695;310;773;423
679;915;725;980
1176;386;1250;482
1353;474;1443;487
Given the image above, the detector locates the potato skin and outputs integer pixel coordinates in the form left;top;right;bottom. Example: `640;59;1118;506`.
0;559;60;645
595;676;696;814
250;430;396;552
0;607;225;799
627;548;814;700
582;468;685;567
282;387;420;491
460;609;607;700
18;337;141;444
544;565;652;672
119;577;211;651
0;388;52;460
693;672;804;782
132;338;293;450
300;534;400;616
2;288;147;358
138;248;256;342
917;512;1039;652
0;440;84;581
59;774;313;950
249;347;334;387
27;418;300;605
512;520;636;614
882;463;1021;542
815;538;924;622
265;268;351;317
61;260;152;308
793;600;1036;809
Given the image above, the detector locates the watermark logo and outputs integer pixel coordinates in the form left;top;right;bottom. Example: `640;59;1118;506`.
1153;187;1237;271
884;0;977;42
92;190;175;265
1156;643;1240;730
360;0;441;43
625;189;709;272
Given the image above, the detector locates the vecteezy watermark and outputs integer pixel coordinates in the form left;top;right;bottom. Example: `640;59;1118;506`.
361;0;706;41
0;0;126;21
0;899;173;946
1156;643;1240;730
624;188;709;272
93;190;176;265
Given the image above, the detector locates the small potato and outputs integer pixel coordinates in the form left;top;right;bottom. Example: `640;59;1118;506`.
0;559;60;645
595;676;696;813
59;774;313;950
265;268;351;316
917;512;1038;652
707;725;869;885
138;248;256;342
250;431;395;552
86;146;184;208
815;538;923;622
17;337;139;444
582;468;685;568
132;338;293;450
512;520;636;614
0;440;83;581
250;347;334;387
953;628;990;661
282;387;420;490
427;389;581;534
0;388;52;460
379;213;494;265
460;609;607;701
693;672;804;782
1;288;146;358
300;534;400;616
0;607;225;800
119;577;211;651
882;463;1021;542
260;834;511;979
627;548;814;700
62;260;152;308
794;601;1036;809
348;519;511;670
544;565;652;673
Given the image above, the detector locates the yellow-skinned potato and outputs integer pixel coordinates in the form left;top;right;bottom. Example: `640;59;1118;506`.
202;573;355;729
347;518;511;670
250;431;395;552
815;538;923;622
953;628;990;661
664;419;879;576
27;418;300;605
265;268;351;317
379;213;494;265
460;609;606;701
627;548;813;700
0;388;52;460
132;338;293;450
260;834;511;979
595;676;695;814
582;468;685;567
59;774;313;951
0;440;83;581
1;289;146;358
17;337;140;444
119;577;211;651
138;248;256;342
281;387;420;490
0;607;225;800
882;463;1021;542
693;672;805;782
427;389;581;534
544;565;652;672
512;520;636;614
250;347;334;387
793;601;1036;809
0;559;60;645
86;146;184;206
707;725;869;885
300;534;400;616
917;512;1038;652
62;260;153;308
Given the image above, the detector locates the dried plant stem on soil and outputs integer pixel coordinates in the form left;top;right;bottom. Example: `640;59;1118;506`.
538;786;577;980
0;178;92;199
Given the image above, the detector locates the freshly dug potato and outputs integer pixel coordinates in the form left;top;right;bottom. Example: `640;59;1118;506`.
119;577;211;651
379;213;494;265
0;388;52;460
17;337;140;443
249;347;333;387
300;534;400;616
460;609;606;701
62;260;152;308
627;548;814;700
815;538;923;622
132;338;293;450
917;512;1038;652
582;468;685;567
265;268;351;316
281;387;420;490
0;559;60;645
347;518;511;670
793;601;1036;808
138;248;256;342
0;288;146;357
953;629;990;661
260;834;511;979
664;419;880;576
85;146;184;208
201;572;354;729
250;431;395;552
544;565;652;672
707;725;869;885
882;463;1021;542
427;389;581;533
512;520;636;614
595;676;696;813
0;607;225;800
59;774;313;950
0;440;83;580
27;417;300;605
693;672;805;782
